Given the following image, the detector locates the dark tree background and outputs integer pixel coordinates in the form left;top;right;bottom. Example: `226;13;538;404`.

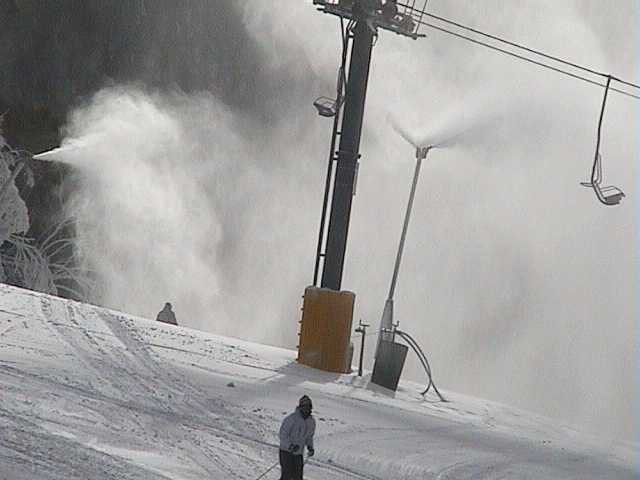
0;0;317;290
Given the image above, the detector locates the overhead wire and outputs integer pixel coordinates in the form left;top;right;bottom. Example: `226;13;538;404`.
418;11;640;91
412;19;640;100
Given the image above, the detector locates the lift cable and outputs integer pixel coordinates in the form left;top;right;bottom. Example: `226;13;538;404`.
417;10;640;91
410;17;640;100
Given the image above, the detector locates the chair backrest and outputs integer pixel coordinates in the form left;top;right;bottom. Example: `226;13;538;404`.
582;152;624;205
595;184;625;205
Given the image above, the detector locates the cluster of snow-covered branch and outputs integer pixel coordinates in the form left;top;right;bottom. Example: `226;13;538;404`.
0;123;30;284
0;129;29;243
0;120;93;298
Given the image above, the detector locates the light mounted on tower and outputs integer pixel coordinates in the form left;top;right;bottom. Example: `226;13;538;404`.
312;0;428;39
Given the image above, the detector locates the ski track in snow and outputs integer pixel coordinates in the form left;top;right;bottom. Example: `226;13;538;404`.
0;284;637;479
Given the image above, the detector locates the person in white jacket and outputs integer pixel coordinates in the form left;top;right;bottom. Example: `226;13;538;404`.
278;395;316;480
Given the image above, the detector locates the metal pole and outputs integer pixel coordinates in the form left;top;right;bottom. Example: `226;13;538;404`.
313;22;351;286
355;320;369;376
321;20;375;291
313;78;342;286
378;147;429;345
0;160;25;205
254;460;279;480
591;75;611;185
359;328;365;376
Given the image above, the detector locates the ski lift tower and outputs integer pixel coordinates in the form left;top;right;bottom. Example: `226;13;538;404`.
297;1;428;374
312;0;427;290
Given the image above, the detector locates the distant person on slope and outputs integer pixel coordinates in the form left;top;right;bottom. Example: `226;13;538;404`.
156;302;177;326
278;395;316;480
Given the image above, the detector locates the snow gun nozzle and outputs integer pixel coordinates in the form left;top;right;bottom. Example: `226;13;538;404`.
416;146;432;160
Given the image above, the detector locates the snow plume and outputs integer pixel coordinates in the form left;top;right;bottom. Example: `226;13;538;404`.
48;88;225;327
53;86;322;338
387;92;502;150
245;1;638;441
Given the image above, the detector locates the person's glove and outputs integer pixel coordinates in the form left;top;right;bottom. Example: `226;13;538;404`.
307;447;315;457
289;444;300;453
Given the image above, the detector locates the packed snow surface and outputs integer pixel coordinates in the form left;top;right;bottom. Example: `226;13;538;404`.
0;284;636;479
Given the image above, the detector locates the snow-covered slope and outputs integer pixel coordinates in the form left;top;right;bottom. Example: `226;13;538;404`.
0;284;636;479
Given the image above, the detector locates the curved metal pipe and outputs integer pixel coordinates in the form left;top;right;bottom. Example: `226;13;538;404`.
395;328;446;401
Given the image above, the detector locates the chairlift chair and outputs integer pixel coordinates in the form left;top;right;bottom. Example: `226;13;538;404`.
581;153;625;206
581;75;626;206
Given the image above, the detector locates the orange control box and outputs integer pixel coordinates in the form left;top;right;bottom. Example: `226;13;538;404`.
297;286;355;373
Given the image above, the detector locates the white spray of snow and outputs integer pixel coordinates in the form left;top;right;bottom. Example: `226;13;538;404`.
51;85;323;342
49;88;230;331
388;93;502;150
33;139;96;163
